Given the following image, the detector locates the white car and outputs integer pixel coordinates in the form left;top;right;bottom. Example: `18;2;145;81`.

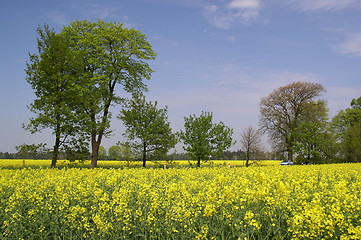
280;160;294;165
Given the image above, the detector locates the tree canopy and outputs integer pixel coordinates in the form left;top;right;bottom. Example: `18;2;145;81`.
259;81;326;161
60;20;156;168
25;24;89;167
118;93;177;167
290;100;336;164
179;111;234;167
332;97;361;162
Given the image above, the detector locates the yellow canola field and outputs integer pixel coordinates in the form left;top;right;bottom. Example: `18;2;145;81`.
0;164;361;239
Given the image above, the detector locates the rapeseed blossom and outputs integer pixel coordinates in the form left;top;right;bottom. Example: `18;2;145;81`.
0;163;360;239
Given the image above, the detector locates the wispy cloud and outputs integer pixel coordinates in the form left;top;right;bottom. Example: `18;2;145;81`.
81;3;123;20
336;33;361;57
228;0;261;10
47;4;133;28
211;64;320;94
141;0;206;8
203;0;262;29
79;3;133;25
47;12;69;26
287;0;360;11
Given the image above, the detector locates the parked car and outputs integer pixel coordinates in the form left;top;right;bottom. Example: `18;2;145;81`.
280;160;294;165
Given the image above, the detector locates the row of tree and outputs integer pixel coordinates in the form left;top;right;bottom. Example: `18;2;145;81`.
1;148;272;162
25;20;156;168
22;19;360;168
96;148;270;162
259;81;361;164
24;20;236;168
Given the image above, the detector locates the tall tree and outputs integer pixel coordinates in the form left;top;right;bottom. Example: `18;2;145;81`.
240;126;262;167
25;24;88;168
332;97;361;162
61;20;156;168
259;81;326;161
291;100;336;164
118;93;177;168
179;111;234;167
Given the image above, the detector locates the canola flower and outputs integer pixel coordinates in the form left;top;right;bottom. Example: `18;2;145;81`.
0;163;360;239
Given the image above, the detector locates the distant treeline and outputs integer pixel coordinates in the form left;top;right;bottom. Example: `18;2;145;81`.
0;150;284;161
0;151;54;160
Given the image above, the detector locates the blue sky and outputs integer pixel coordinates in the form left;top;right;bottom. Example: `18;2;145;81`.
1;0;361;153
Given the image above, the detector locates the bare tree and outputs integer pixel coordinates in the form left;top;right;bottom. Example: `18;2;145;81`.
240;126;262;167
259;81;326;161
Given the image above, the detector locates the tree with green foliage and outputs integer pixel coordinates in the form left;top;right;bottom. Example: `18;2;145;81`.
292;122;336;164
25;24;89;168
259;81;326;162
61;20;156;169
15;143;47;159
118;142;136;166
332;97;361;162
118;93;177;168
291;100;336;164
98;146;107;160
351;97;361;110
108;145;122;160
179;111;234;167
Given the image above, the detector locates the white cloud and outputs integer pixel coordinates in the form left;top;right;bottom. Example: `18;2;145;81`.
287;0;360;11
336;33;361;56
205;4;218;13
203;0;262;29
141;0;206;8
228;0;261;10
202;9;235;29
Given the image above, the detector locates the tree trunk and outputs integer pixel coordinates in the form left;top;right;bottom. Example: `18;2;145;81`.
142;158;146;168
142;142;147;168
287;136;294;161
51;125;61;168
245;149;250;167
287;150;293;161
90;133;101;169
89;90;113;169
